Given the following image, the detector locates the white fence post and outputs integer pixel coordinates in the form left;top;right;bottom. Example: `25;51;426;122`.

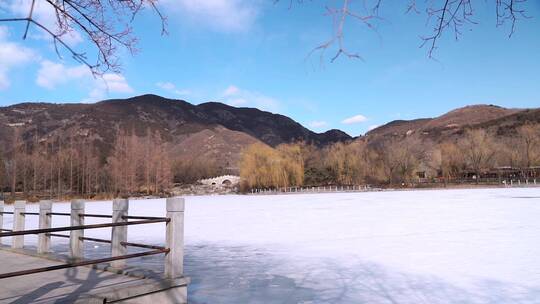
38;200;53;254
165;197;185;279
0;200;3;245
12;200;26;249
70;199;85;260
111;198;129;268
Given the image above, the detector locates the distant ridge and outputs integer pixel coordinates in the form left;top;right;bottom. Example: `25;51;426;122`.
1;97;538;171
0;94;353;171
365;104;538;143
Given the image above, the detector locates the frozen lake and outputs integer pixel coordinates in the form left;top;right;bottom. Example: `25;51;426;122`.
2;187;540;303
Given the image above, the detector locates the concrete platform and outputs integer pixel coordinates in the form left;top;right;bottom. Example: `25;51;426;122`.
0;249;188;303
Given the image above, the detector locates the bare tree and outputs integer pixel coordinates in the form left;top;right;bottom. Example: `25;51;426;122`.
281;0;531;62
6;128;25;197
495;136;521;168
1;0;531;74
459;129;496;182
516;124;540;168
0;0;166;75
107;128;172;195
0;146;6;195
431;141;466;184
379;136;426;185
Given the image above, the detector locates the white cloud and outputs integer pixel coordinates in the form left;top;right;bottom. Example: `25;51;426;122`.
368;124;379;131
0;26;8;40
0;23;129;97
36;60;89;89
102;74;133;93
156;82;191;96
0;74;9;90
221;85;280;112
0;43;36;66
160;0;260;32
223;85;240;96
226;98;248;106
4;0;83;45
36;60;133;101
157;82;175;91
342;114;368;124
87;74;133;101
308;121;328;129
0;26;36;89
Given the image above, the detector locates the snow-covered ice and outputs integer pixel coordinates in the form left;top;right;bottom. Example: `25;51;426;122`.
2;187;540;303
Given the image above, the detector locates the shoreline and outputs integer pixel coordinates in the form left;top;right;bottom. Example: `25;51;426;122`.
2;183;539;204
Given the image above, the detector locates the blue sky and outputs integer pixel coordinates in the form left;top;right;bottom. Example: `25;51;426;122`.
0;0;539;136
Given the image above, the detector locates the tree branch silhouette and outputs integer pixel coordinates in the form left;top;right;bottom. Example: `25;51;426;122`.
0;0;167;76
277;0;530;63
0;0;532;71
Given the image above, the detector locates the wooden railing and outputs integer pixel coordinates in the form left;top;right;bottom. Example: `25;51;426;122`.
0;198;185;280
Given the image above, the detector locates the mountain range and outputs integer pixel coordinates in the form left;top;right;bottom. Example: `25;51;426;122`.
0;94;538;172
0;94;351;171
365;104;539;144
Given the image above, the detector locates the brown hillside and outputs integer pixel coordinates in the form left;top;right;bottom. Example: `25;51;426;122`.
0;95;352;173
171;126;261;171
366;104;532;144
422;104;519;130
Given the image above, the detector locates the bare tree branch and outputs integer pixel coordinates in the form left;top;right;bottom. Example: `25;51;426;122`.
309;0;380;64
0;0;167;76
22;0;36;39
496;0;530;37
277;0;531;62
1;0;532;71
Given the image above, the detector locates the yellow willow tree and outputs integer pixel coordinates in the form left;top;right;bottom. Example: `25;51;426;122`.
325;141;367;185
277;143;305;187
240;142;304;189
240;143;275;188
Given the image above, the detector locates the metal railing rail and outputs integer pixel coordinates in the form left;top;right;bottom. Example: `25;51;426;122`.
0;218;169;237
1;229;167;250
0;198;185;281
47;233;168;250
0;248;169;279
